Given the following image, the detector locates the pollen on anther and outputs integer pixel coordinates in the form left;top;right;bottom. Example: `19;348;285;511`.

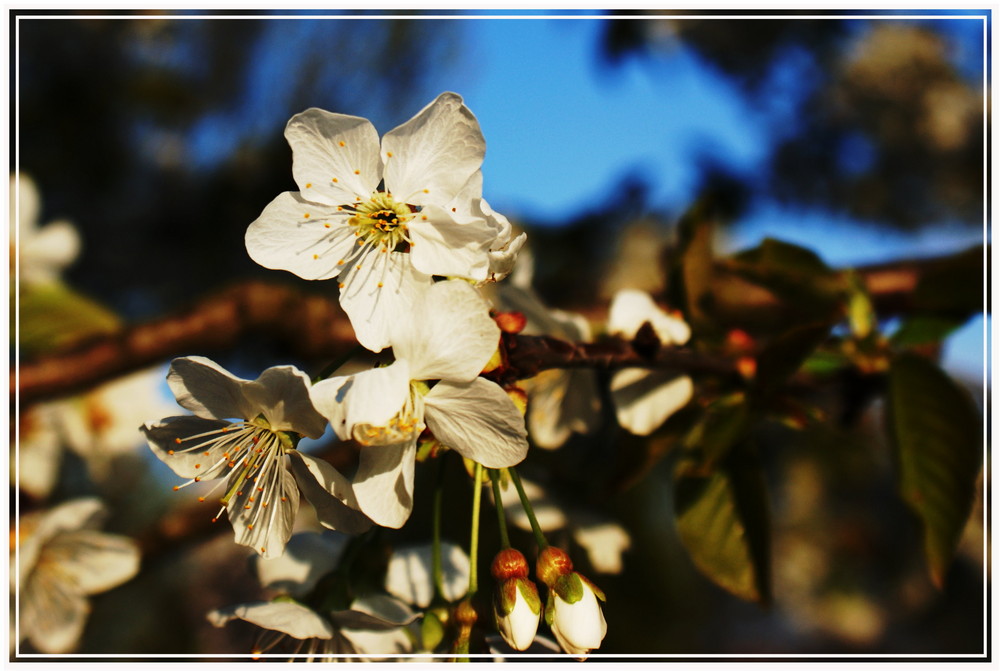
354;170;360;175
338;283;345;289
281;497;288;502
313;254;319;260
306;183;312;188
303;213;311;219
198;496;205;502
451;207;457;212
337;259;345;266
386;151;393;157
174;437;182;444
194;477;201;482
194;464;201;469
357;239;364;246
172;486;180;491
324;223;331;228
167;450;175;455
423;189;429;193
248;524;254;530
332;177;339;183
339;141;345;147
377;282;384;288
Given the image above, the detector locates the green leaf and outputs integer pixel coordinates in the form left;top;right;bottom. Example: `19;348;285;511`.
887;352;982;588
752;322;833;403
891;315;967;348
17;282;120;355
674;451;771;604
728;238;844;318
683;395;750;470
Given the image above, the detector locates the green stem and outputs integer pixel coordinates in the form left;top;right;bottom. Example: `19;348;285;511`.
468;462;483;597
489;469;511;549
312;344;365;383
508;467;549;550
431;460;446;602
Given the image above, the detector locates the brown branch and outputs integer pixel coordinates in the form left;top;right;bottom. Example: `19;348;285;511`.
16;281;357;406
14;246;985;405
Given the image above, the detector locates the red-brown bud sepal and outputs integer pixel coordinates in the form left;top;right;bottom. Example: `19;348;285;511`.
535;546;573;588
492;548;530;581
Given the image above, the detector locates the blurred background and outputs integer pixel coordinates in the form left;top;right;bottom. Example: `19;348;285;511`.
12;9;989;658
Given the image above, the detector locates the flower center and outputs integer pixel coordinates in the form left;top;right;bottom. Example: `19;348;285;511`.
349;193;414;252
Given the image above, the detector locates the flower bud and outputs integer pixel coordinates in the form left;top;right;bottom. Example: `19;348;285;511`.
493;576;541;651
547;572;607;658
492;548;529;581
535;546;573;588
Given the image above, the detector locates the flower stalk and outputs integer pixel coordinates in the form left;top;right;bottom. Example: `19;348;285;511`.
489;468;511;550
508;467;548;550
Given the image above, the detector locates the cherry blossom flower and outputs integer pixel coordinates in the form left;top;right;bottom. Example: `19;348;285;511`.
11;174;80;287
384;541;470;607
310;280;529;528
490;548;541;651
209;532;418;659
608;288;694;436
142;357;371;557
495;256;601;449
17;366;176;499
246;92;510;351
14;498;140;653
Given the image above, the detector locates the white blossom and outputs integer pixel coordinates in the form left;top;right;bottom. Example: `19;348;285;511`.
14;498;140;653
11;174;80;287
608;288;694;436
384;542;470;607
549;577;607;658
143;357;371;557
209;532;418;659
310;280;529;528
246;92;510;352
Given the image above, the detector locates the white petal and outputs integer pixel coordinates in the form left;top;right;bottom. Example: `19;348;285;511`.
391;279;499;383
142;415;236;480
423;378;528;468
352;439;417;528
13;173;40;236
525;368;601;450
311;361;412;437
488;231;527;284
384;542;470;607
246;192;357;280
243;365;327;438
382;92;485;206
571;521;631;574
27;498;106;547
254;532;349;599
608;289;691;345
16;404;63;498
551;585;607;657
21;570;89;653
227;457;299;558
287;452;373;535
496;586;540;651
610;369;693;436
20;220;80;285
43;530;140;594
212;601;334;640
347;594;419;627
409;205;496;281
166;356;256;421
337;250;434;353
286;108;381;204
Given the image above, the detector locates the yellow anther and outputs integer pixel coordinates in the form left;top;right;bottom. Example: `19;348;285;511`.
324;223;331;228
421;215;428;220
248;524;254;529
377;282;383;288
332;177;339;183
304;213;311;219
357;239;365;245
339;141;345;147
354;170;360;175
174;438;182;444
423;189;429;193
305;183;312;188
313;254;319;260
338;282;345;289
386;151;393;157
167;450;175;455
195;477;201;482
198;496;205;502
337;259;345;266
194;464;201;469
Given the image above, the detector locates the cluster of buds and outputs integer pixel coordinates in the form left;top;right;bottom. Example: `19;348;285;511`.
490;545;606;656
535;546;607;657
491;548;541;650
